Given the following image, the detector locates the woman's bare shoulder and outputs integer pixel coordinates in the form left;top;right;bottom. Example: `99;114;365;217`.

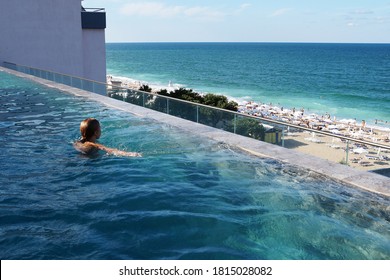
73;141;99;155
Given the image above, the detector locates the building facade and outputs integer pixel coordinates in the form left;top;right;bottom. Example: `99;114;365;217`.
0;0;106;83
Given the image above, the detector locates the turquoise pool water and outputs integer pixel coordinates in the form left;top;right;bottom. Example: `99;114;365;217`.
0;70;389;260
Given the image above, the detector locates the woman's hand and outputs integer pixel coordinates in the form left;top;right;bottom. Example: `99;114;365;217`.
112;150;142;157
97;144;142;157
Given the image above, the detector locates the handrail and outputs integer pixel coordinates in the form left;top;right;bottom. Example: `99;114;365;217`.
3;61;390;152
3;61;107;85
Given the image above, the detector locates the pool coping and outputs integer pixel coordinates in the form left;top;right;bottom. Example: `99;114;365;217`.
2;66;389;197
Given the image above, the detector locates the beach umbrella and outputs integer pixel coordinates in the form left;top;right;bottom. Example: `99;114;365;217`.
323;119;333;124
330;129;341;134
336;124;347;130
339;119;357;125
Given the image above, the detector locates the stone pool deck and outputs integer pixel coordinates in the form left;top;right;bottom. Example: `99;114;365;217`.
2;66;389;197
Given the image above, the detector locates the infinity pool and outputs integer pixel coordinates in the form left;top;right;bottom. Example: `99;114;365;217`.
0;70;389;260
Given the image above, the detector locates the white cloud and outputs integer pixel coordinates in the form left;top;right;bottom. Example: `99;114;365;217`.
340;7;390;27
120;2;225;20
184;6;225;20
120;2;184;17
238;3;251;12
270;8;291;17
352;9;374;15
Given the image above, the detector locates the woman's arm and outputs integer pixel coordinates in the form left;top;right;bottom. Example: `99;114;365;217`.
94;143;142;157
74;141;141;157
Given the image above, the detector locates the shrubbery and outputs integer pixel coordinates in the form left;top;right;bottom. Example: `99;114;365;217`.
128;85;267;141
156;87;238;111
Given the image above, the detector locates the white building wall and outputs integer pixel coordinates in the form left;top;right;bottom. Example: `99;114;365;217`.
0;0;106;83
82;29;107;83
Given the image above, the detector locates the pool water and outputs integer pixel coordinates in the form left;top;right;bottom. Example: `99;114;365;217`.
0;70;389;260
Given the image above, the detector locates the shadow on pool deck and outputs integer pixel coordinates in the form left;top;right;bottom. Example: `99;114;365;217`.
371;168;390;178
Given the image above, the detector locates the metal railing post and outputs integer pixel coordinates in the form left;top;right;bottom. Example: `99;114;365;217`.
234;114;237;134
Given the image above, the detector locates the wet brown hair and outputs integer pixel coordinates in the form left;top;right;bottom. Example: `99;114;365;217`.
80;118;100;143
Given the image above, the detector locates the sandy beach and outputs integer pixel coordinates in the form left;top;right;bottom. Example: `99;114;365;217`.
240;101;390;173
283;130;390;172
107;75;390;174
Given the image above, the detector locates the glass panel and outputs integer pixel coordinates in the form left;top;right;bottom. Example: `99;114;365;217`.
198;107;236;132
62;75;71;86
107;86;124;101
47;72;54;81
93;83;106;95
41;70;47;79
168;98;197;122
72;77;82;89
144;93;168;113
122;89;143;106
234;115;267;141
82;80;94;92
6;63;17;71
54;73;62;84
261;119;284;146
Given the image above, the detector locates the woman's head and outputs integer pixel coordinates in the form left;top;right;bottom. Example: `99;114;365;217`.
80;118;101;142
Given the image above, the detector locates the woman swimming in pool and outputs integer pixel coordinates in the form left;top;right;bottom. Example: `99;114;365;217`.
74;118;142;157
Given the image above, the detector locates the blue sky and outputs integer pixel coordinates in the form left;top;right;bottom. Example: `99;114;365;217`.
84;0;390;43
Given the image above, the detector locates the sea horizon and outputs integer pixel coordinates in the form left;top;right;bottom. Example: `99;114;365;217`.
107;41;390;44
106;42;390;130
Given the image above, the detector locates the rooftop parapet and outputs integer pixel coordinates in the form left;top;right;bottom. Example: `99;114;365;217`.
81;8;106;29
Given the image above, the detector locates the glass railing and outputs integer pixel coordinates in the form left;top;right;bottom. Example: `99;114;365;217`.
3;62;390;174
106;86;285;145
3;62;107;95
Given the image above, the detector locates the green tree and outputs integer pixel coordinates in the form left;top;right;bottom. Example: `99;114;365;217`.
235;118;266;140
139;84;152;92
125;89;143;106
203;93;238;111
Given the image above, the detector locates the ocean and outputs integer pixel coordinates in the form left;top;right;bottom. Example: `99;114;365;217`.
106;43;390;129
